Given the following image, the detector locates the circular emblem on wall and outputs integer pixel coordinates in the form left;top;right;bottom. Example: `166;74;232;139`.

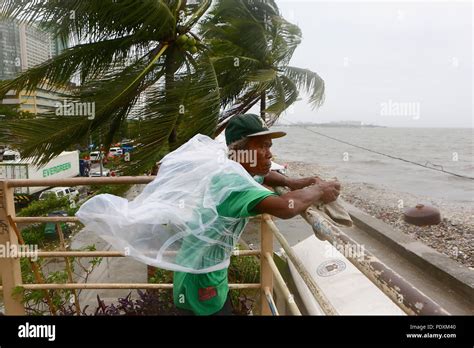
316;259;346;277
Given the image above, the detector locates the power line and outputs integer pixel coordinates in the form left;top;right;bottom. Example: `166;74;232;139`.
278;119;474;181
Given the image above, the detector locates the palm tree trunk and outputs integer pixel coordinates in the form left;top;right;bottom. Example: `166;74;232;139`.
166;66;177;144
260;91;266;121
166;48;179;145
167;0;188;146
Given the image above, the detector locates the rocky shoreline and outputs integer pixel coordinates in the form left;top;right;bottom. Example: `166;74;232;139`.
280;160;474;269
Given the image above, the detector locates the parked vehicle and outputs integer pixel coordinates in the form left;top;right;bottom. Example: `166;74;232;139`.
89;151;106;163
89;168;111;177
0;151;80;197
120;142;134;153
39;187;79;201
109;147;123;156
107;147;123;160
1;149;21;163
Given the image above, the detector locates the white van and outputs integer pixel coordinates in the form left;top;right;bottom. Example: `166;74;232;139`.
89;168;111;177
109;147;123;157
89;151;103;162
39;187;79;201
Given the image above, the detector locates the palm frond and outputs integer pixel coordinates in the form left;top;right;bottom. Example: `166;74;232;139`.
269;16;302;66
201;0;270;61
1;0;176;43
181;0;212;32
264;76;286;115
284;66;325;108
246;69;277;83
220;82;270;120
0;35;157;97
265;75;299;125
121;54;221;174
0;47;168;166
209;55;262;108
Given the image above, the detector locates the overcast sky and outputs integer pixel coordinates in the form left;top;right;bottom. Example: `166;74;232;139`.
261;0;473;128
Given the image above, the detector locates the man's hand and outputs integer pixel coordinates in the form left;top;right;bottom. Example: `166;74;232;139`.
255;179;342;219
318;181;341;203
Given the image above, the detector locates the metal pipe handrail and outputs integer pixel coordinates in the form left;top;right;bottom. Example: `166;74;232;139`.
14;217;79;223
304;205;449;315
274;186;450;315
8;250;261;258
263;287;279;316
264;252;301;315
0;283;261;291
263;215;338;315
0;177;297;316
5;176;155;187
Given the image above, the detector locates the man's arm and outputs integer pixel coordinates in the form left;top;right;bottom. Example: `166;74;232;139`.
263;170;323;190
255;181;340;219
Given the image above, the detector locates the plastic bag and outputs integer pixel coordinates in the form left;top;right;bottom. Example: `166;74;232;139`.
76;134;269;273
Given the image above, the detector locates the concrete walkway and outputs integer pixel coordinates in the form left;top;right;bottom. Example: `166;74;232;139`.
70;229;147;313
70;184;148;313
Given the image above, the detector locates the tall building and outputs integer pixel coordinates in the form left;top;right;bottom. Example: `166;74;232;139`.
50;35;67;58
0;20;22;80
0;20;69;114
19;22;52;70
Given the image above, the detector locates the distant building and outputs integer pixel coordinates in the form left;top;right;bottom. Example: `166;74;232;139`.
0;20;22;80
0;20;69;114
20;22;52;70
1;85;70;114
49;34;67;60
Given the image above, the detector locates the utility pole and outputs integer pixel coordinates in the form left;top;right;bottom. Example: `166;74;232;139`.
99;134;103;177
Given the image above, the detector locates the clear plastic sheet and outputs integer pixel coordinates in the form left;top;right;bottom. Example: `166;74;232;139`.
76;134;269;273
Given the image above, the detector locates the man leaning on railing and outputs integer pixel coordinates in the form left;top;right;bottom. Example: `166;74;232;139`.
173;113;341;315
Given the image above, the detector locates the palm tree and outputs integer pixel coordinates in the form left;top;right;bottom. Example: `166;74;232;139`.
0;0;324;174
202;0;325;130
0;0;220;174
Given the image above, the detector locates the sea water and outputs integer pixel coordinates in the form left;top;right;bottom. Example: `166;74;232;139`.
272;126;474;203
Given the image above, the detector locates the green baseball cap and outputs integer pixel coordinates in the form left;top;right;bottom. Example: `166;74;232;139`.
225;113;286;145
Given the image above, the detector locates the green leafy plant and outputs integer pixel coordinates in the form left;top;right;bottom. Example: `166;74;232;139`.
89;184;132;197
19;224;46;246
15;244;103;315
17;195;70;218
228;245;260;315
16;195;78;248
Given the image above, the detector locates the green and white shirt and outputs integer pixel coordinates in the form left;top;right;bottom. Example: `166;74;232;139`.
173;174;276;315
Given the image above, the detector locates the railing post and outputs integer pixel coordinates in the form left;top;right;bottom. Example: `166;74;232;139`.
0;181;26;314
260;214;273;315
